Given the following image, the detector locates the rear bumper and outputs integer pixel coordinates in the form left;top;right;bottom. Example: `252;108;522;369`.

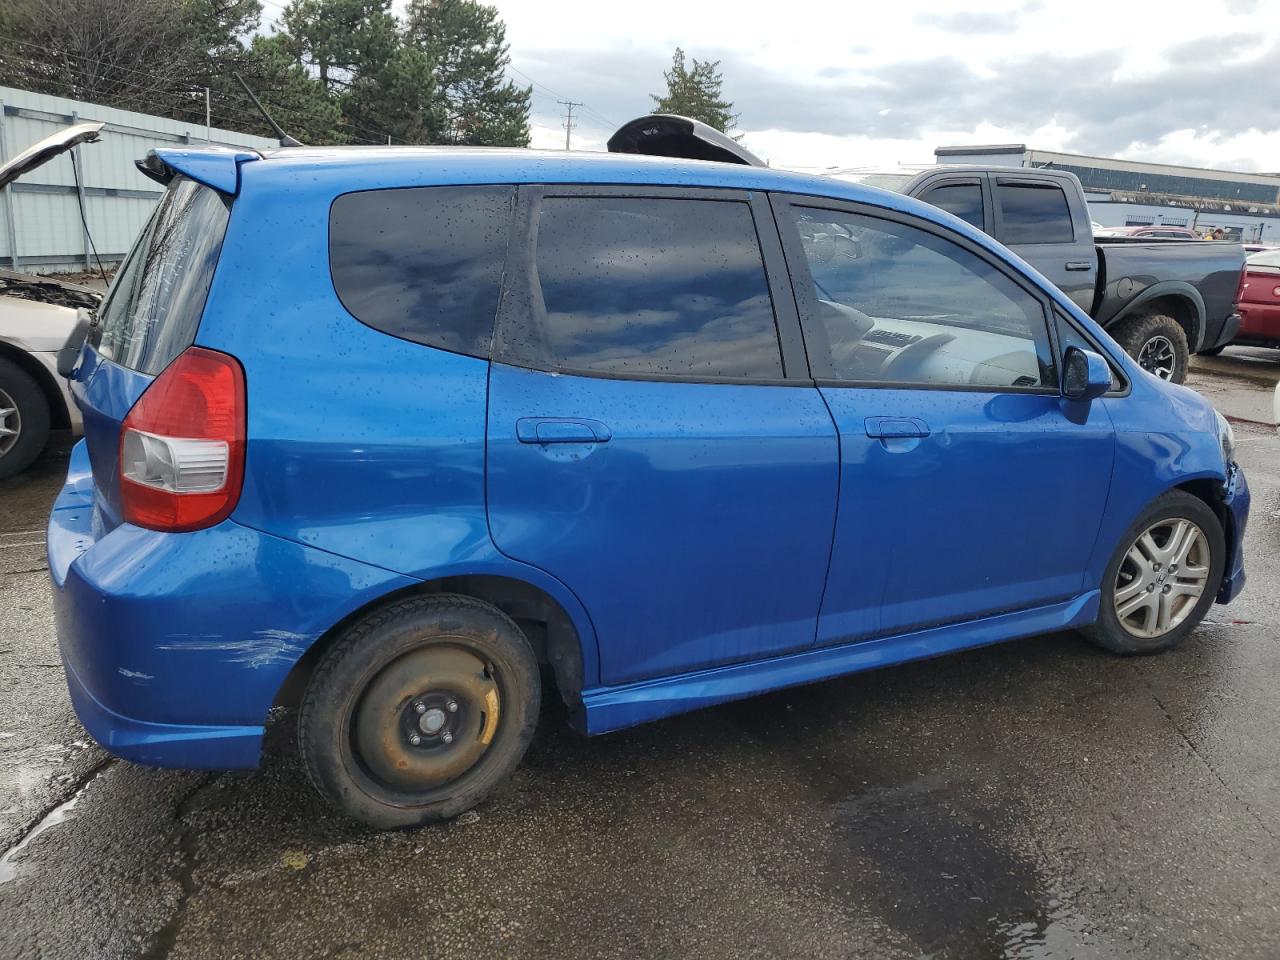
48;441;415;770
1204;312;1242;352
1217;461;1249;604
62;655;263;768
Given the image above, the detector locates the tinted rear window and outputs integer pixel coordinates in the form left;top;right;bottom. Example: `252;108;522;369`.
996;182;1074;245
93;178;229;374
330;186;514;356
524;196;783;379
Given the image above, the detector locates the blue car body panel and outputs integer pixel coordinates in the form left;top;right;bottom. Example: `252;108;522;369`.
815;387;1115;644
48;147;1250;769
486;362;839;685
49;445;418;767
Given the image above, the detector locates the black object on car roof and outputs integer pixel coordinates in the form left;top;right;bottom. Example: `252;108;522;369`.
607;114;764;167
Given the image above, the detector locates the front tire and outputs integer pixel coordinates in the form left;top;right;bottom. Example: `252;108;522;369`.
1086;491;1225;655
0;357;52;480
299;595;541;829
1110;312;1189;383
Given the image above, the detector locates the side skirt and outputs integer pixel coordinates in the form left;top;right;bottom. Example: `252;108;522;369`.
580;591;1101;735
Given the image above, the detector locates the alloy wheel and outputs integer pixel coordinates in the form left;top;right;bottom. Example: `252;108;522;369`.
1137;335;1177;380
1113;518;1211;639
0;385;20;458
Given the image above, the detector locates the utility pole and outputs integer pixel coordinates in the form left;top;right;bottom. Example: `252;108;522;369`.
558;99;582;150
205;88;211;142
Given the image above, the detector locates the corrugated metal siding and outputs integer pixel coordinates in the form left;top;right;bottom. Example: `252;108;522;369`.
0;85;276;272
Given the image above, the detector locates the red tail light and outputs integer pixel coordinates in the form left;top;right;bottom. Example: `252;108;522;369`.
119;347;245;532
1235;266;1248;306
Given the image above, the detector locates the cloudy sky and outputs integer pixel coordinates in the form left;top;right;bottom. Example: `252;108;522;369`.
493;0;1280;173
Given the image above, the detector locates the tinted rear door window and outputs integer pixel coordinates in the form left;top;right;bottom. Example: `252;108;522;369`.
330;185;514;357
919;182;984;230
996;182;1074;244
93;178;229;374
527;196;784;379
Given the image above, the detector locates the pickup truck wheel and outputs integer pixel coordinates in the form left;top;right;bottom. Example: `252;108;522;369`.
299;594;540;829
0;357;51;480
1086;490;1224;656
1110;313;1188;383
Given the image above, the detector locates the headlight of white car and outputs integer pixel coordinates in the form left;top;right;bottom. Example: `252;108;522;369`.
1215;410;1236;464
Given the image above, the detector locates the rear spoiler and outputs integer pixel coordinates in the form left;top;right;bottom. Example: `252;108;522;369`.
607;114;764;167
135;146;261;196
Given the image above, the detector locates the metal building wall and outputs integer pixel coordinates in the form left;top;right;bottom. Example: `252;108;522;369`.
0;85;276;273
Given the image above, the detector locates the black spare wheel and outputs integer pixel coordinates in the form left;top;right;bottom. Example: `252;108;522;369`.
299;594;541;828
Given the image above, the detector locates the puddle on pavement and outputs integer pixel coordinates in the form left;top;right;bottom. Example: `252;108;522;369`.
0;766;106;884
823;774;1122;959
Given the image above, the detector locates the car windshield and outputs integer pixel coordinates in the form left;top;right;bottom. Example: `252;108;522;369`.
1246;248;1280;268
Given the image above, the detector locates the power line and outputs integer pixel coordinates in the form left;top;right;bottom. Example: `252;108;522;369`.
507;63;617;131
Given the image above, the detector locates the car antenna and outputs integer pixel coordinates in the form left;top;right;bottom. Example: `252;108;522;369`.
233;73;303;147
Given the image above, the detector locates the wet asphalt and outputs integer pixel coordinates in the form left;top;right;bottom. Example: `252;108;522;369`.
2;353;1279;960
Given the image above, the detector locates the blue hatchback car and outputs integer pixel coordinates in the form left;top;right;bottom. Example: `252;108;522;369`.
49;144;1249;827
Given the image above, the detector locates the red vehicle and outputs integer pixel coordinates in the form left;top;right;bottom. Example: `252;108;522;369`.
1232;249;1280;348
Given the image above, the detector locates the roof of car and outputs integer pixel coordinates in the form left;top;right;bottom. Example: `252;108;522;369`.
247;145;902;198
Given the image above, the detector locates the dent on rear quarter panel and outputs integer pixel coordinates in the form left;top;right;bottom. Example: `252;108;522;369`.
192;165;601;684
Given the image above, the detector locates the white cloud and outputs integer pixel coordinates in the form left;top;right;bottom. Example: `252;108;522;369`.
495;0;1280;172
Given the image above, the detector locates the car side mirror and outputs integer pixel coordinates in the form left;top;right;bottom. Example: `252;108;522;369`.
57;308;93;379
1062;346;1111;401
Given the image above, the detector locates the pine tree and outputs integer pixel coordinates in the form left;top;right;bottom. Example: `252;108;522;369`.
650;48;738;133
403;0;531;146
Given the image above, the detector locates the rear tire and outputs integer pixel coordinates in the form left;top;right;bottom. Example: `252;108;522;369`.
1086;490;1224;656
0;357;51;480
299;594;541;829
1110;313;1189;383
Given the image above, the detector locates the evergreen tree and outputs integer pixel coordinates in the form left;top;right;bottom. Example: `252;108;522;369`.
650;47;738;133
403;0;530;146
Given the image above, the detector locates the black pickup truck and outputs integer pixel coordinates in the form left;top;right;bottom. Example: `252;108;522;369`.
607;116;1246;384
830;165;1245;383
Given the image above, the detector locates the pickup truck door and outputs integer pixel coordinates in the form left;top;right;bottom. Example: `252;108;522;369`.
991;176;1097;314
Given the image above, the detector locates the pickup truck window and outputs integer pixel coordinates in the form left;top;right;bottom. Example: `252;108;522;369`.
996;182;1074;245
787;206;1055;390
918;182;984;231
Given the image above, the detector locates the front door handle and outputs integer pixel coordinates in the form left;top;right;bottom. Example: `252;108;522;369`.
516;417;612;444
864;416;930;439
1065;260;1093;271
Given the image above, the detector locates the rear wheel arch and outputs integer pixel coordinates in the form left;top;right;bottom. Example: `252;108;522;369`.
275;574;589;725
1109;287;1204;351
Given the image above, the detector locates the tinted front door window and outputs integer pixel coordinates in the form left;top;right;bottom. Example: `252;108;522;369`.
529;196;784;379
789;207;1054;389
919;182;984;230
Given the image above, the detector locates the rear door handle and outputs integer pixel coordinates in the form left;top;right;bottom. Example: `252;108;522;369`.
516;417;612;444
864;416;930;439
1065;260;1093;271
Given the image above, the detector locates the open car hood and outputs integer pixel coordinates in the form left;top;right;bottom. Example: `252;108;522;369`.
607;114;764;167
0;121;105;190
